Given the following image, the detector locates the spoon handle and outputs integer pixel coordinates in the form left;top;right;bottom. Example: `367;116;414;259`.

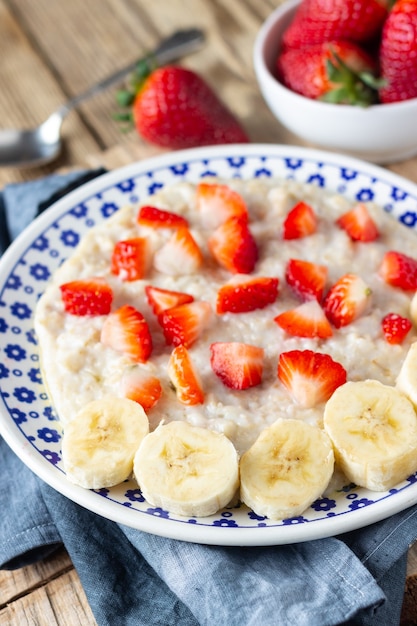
57;28;205;116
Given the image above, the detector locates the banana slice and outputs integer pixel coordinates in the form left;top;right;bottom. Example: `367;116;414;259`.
323;380;417;491
62;396;149;489
396;341;417;407
240;418;334;520
133;421;239;517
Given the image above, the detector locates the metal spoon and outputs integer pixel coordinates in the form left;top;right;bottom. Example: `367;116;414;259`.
0;28;205;168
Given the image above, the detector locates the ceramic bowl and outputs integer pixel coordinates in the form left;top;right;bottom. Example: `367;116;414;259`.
253;0;417;164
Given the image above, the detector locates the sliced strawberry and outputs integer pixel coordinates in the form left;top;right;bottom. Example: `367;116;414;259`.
154;227;203;275
277;349;347;408
379;251;417;291
323;273;372;328
210;342;264;390
274;300;333;339
208;216;258;274
285;259;328;302
195;182;248;229
381;313;413;345
216;276;279;314
168;345;204;405
137;205;188;229
336;203;379;242
158;301;212;348
145;285;194;315
282;201;317;240
60;277;113;316
100;304;152;363
120;366;162;410
111;237;148;282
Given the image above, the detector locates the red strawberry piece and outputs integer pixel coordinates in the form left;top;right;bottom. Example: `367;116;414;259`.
274;300;333;339
282;0;388;49
379;251;417;290
60;277;113;316
158;301;212;348
285;259;328;302
168;345;205;405
277;349;347;408
379;0;417;103
381;312;413;345
145;285;194;315
100;304;152;363
195;182;248;229
277;40;380;105
120;366;162;410
282;201;317;240
131;66;248;149
154;227;203;275
208;216;258;274
216;277;279;314
323;273;372;328
137;205;188;229
210;342;264;390
111;237;148;282
336;203;379;242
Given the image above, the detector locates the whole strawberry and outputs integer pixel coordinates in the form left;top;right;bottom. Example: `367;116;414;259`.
117;65;248;149
379;0;417;103
282;0;389;49
277;40;380;104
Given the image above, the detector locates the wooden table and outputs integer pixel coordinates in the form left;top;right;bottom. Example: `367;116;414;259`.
1;1;417;624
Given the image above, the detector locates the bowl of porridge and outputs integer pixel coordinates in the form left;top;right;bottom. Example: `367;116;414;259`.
2;143;417;545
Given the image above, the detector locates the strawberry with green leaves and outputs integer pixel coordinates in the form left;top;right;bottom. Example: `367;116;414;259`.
379;0;417;103
116;64;248;149
277;40;381;104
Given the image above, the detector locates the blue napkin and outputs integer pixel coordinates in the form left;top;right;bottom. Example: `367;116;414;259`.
1;171;417;626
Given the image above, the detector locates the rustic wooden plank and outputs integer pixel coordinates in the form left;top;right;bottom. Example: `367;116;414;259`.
401;544;417;624
0;0;100;183
0;568;97;626
0;547;71;606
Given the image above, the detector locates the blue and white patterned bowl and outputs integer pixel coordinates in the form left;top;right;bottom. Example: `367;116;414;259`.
2;143;417;546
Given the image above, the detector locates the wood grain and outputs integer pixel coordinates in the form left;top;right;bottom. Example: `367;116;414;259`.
1;0;417;624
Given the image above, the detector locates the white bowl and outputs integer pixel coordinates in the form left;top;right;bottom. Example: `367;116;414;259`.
253;0;417;164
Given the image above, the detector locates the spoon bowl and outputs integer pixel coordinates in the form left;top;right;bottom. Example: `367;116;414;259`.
0;29;205;168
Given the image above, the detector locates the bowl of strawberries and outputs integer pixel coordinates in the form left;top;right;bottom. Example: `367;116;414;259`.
253;0;417;163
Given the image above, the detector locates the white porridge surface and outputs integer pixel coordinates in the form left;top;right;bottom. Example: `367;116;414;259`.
34;177;417;454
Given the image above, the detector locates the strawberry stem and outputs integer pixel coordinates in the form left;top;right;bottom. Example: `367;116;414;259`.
321;50;384;107
114;55;158;130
